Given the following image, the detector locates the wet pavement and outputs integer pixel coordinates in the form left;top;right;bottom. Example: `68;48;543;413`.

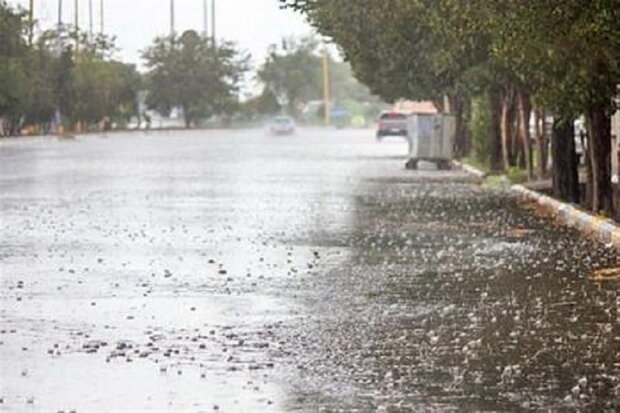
0;129;618;411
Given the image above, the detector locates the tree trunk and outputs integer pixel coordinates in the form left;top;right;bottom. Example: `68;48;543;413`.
517;89;533;180
432;97;445;113
551;118;580;203
582;129;593;209
489;87;504;171
449;95;466;159
533;109;542;176
500;87;514;169
183;104;192;129
585;105;613;215
534;109;549;179
515;109;525;168
461;98;472;156
614;134;620;222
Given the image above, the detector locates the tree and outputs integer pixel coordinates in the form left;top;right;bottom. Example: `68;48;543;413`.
1;4;142;137
330;60;378;104
142;30;248;128
73;51;141;129
242;89;281;119
283;0;620;218
482;0;620;213
257;36;322;117
281;0;490;156
0;1;29;135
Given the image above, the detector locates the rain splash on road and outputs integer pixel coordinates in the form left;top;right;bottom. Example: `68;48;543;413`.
0;129;618;411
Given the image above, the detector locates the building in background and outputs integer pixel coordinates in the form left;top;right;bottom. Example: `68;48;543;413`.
393;100;438;115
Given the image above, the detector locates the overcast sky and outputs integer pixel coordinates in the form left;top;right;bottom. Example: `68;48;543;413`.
9;0;313;67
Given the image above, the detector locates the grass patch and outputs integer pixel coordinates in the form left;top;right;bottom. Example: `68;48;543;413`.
461;158;529;185
461;156;490;173
506;167;528;184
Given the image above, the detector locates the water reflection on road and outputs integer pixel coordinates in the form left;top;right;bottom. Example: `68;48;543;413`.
0;129;618;411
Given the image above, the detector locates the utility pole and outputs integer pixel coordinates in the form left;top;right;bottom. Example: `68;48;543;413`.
56;0;63;136
99;0;104;34
202;0;208;37
211;0;215;43
56;0;63;54
170;0;175;36
28;0;34;46
88;0;93;39
74;0;78;29
322;48;331;127
74;0;79;51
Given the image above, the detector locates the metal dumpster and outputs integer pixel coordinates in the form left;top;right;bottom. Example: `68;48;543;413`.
405;114;456;170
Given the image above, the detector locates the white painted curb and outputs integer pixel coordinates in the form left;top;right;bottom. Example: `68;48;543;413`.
512;184;620;248
452;161;486;178
455;160;620;248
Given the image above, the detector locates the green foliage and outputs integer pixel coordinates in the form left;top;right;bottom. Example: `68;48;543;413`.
482;0;620;119
73;56;140;127
470;95;491;164
506;166;528;184
256;36;322;117
0;1;142;135
21;41;56;129
282;0;620;178
0;1;28;133
254;35;383;121
142;30;249;128
241;89;281;119
281;0;488;106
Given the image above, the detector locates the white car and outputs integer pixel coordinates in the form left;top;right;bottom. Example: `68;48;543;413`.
269;116;296;135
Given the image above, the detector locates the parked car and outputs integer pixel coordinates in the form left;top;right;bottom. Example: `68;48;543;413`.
268;116;296;135
376;111;410;140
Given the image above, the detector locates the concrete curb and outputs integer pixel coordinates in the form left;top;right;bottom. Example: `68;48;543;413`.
455;161;620;249
452;160;487;178
512;184;620;248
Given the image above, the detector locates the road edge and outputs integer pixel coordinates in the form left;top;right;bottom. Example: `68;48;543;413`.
454;161;620;249
452;160;487;178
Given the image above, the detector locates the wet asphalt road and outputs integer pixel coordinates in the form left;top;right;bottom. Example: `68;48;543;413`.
0;129;619;412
